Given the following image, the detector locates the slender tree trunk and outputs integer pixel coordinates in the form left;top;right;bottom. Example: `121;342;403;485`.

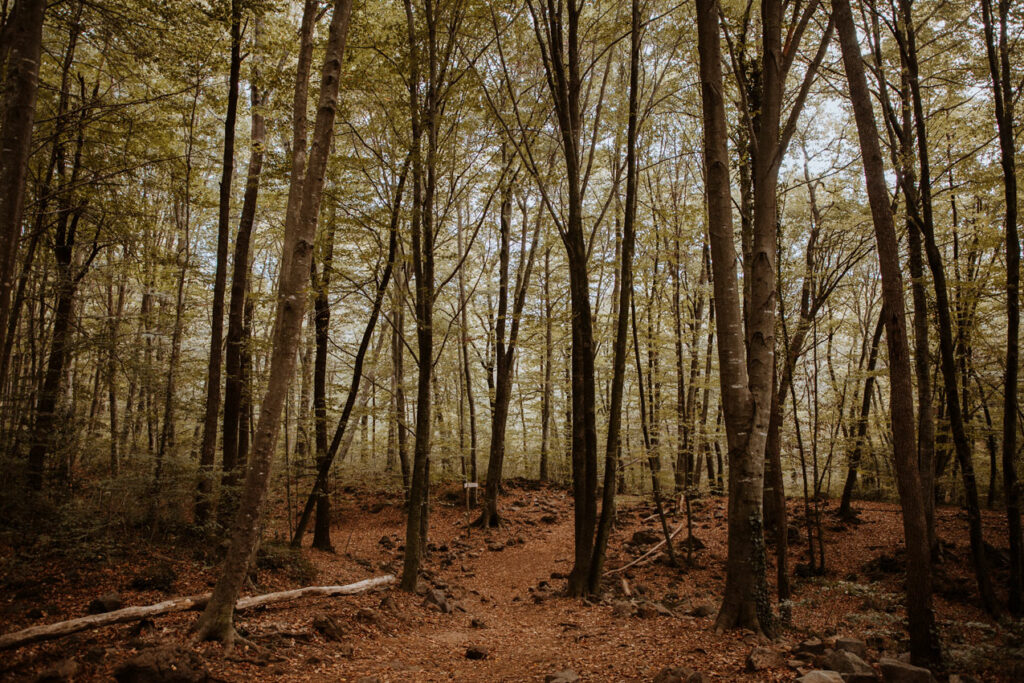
193;0;354;644
539;247;553;482
221;38;266;522
589;0;642;590
833;0;940;663
196;0;242;524
981;0;1022;616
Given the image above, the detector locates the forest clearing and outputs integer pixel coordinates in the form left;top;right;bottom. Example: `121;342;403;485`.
1;0;1023;680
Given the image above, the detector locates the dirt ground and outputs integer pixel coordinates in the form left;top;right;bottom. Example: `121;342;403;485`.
1;480;1021;681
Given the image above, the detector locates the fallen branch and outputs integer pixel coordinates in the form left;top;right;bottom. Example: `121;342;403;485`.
604;523;684;575
0;574;395;651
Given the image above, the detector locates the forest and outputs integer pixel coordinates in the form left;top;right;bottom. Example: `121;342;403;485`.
0;0;1021;680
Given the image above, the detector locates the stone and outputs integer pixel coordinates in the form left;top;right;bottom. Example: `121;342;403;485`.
688;604;714;618
114;646;209;683
611;600;634;618
878;657;935;683
33;659;79;683
797;672;845;683
312;614;345;642
632;529;661;545
797;637;827;655
948;676;980;683
545;670;580;683
355;677;380;683
465;645;489;660
652;665;704;682
821;650;875;677
747;646;786;671
835;636;869;660
487;542;505;552
422;588;451;614
129;562;177;593
87;592;122;615
470;617;487;629
355;608;378;623
636;601;661;619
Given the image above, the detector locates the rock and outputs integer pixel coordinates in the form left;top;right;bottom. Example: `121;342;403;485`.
835;637;868;660
33;659;79;682
465;645;489;660
797;672;845;683
611;600;634;618
797;637;826;656
789;659;809;669
379;595;398;612
487;542;505;552
632;529;661;545
652;665;704;682
87;592;122;615
114;646;209;683
948;676;980;683
422;588;451;613
312;614;345;642
470;617;487;629
747;646;786;671
129;562;177;593
820;650;876;681
636;601;661;619
688;604;714;618
355;608;378;623
878;658;935;683
545;670;580;683
355;677;380;683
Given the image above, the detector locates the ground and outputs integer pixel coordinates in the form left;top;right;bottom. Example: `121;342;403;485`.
1;479;1022;681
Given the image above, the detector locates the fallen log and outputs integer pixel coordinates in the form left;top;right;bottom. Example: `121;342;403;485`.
0;574;395;651
604;522;684;575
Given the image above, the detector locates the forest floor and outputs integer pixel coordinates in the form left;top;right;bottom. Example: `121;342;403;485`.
1;479;1022;681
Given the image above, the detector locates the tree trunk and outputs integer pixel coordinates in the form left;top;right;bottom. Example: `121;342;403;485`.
589;0;642;591
195;0;242;525
0;0;46;386
981;0;1022;616
193;0;354;644
695;0;772;636
221;36;266;523
833;0;940;664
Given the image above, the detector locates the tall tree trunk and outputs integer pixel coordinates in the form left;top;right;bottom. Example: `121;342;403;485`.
539;247;553;482
896;0;996;615
196;0;242;525
193;0;353;644
981;0;1022;616
833;0;940;664
589;0;642;591
221;38;266;523
0;0;46;385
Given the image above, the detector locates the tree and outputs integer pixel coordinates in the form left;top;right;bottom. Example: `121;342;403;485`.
832;0;940;664
194;0;354;644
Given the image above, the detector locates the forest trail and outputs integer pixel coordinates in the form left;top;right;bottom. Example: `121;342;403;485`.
0;481;1017;681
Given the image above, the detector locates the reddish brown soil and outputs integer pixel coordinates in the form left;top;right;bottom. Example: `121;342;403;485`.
1;481;1020;681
